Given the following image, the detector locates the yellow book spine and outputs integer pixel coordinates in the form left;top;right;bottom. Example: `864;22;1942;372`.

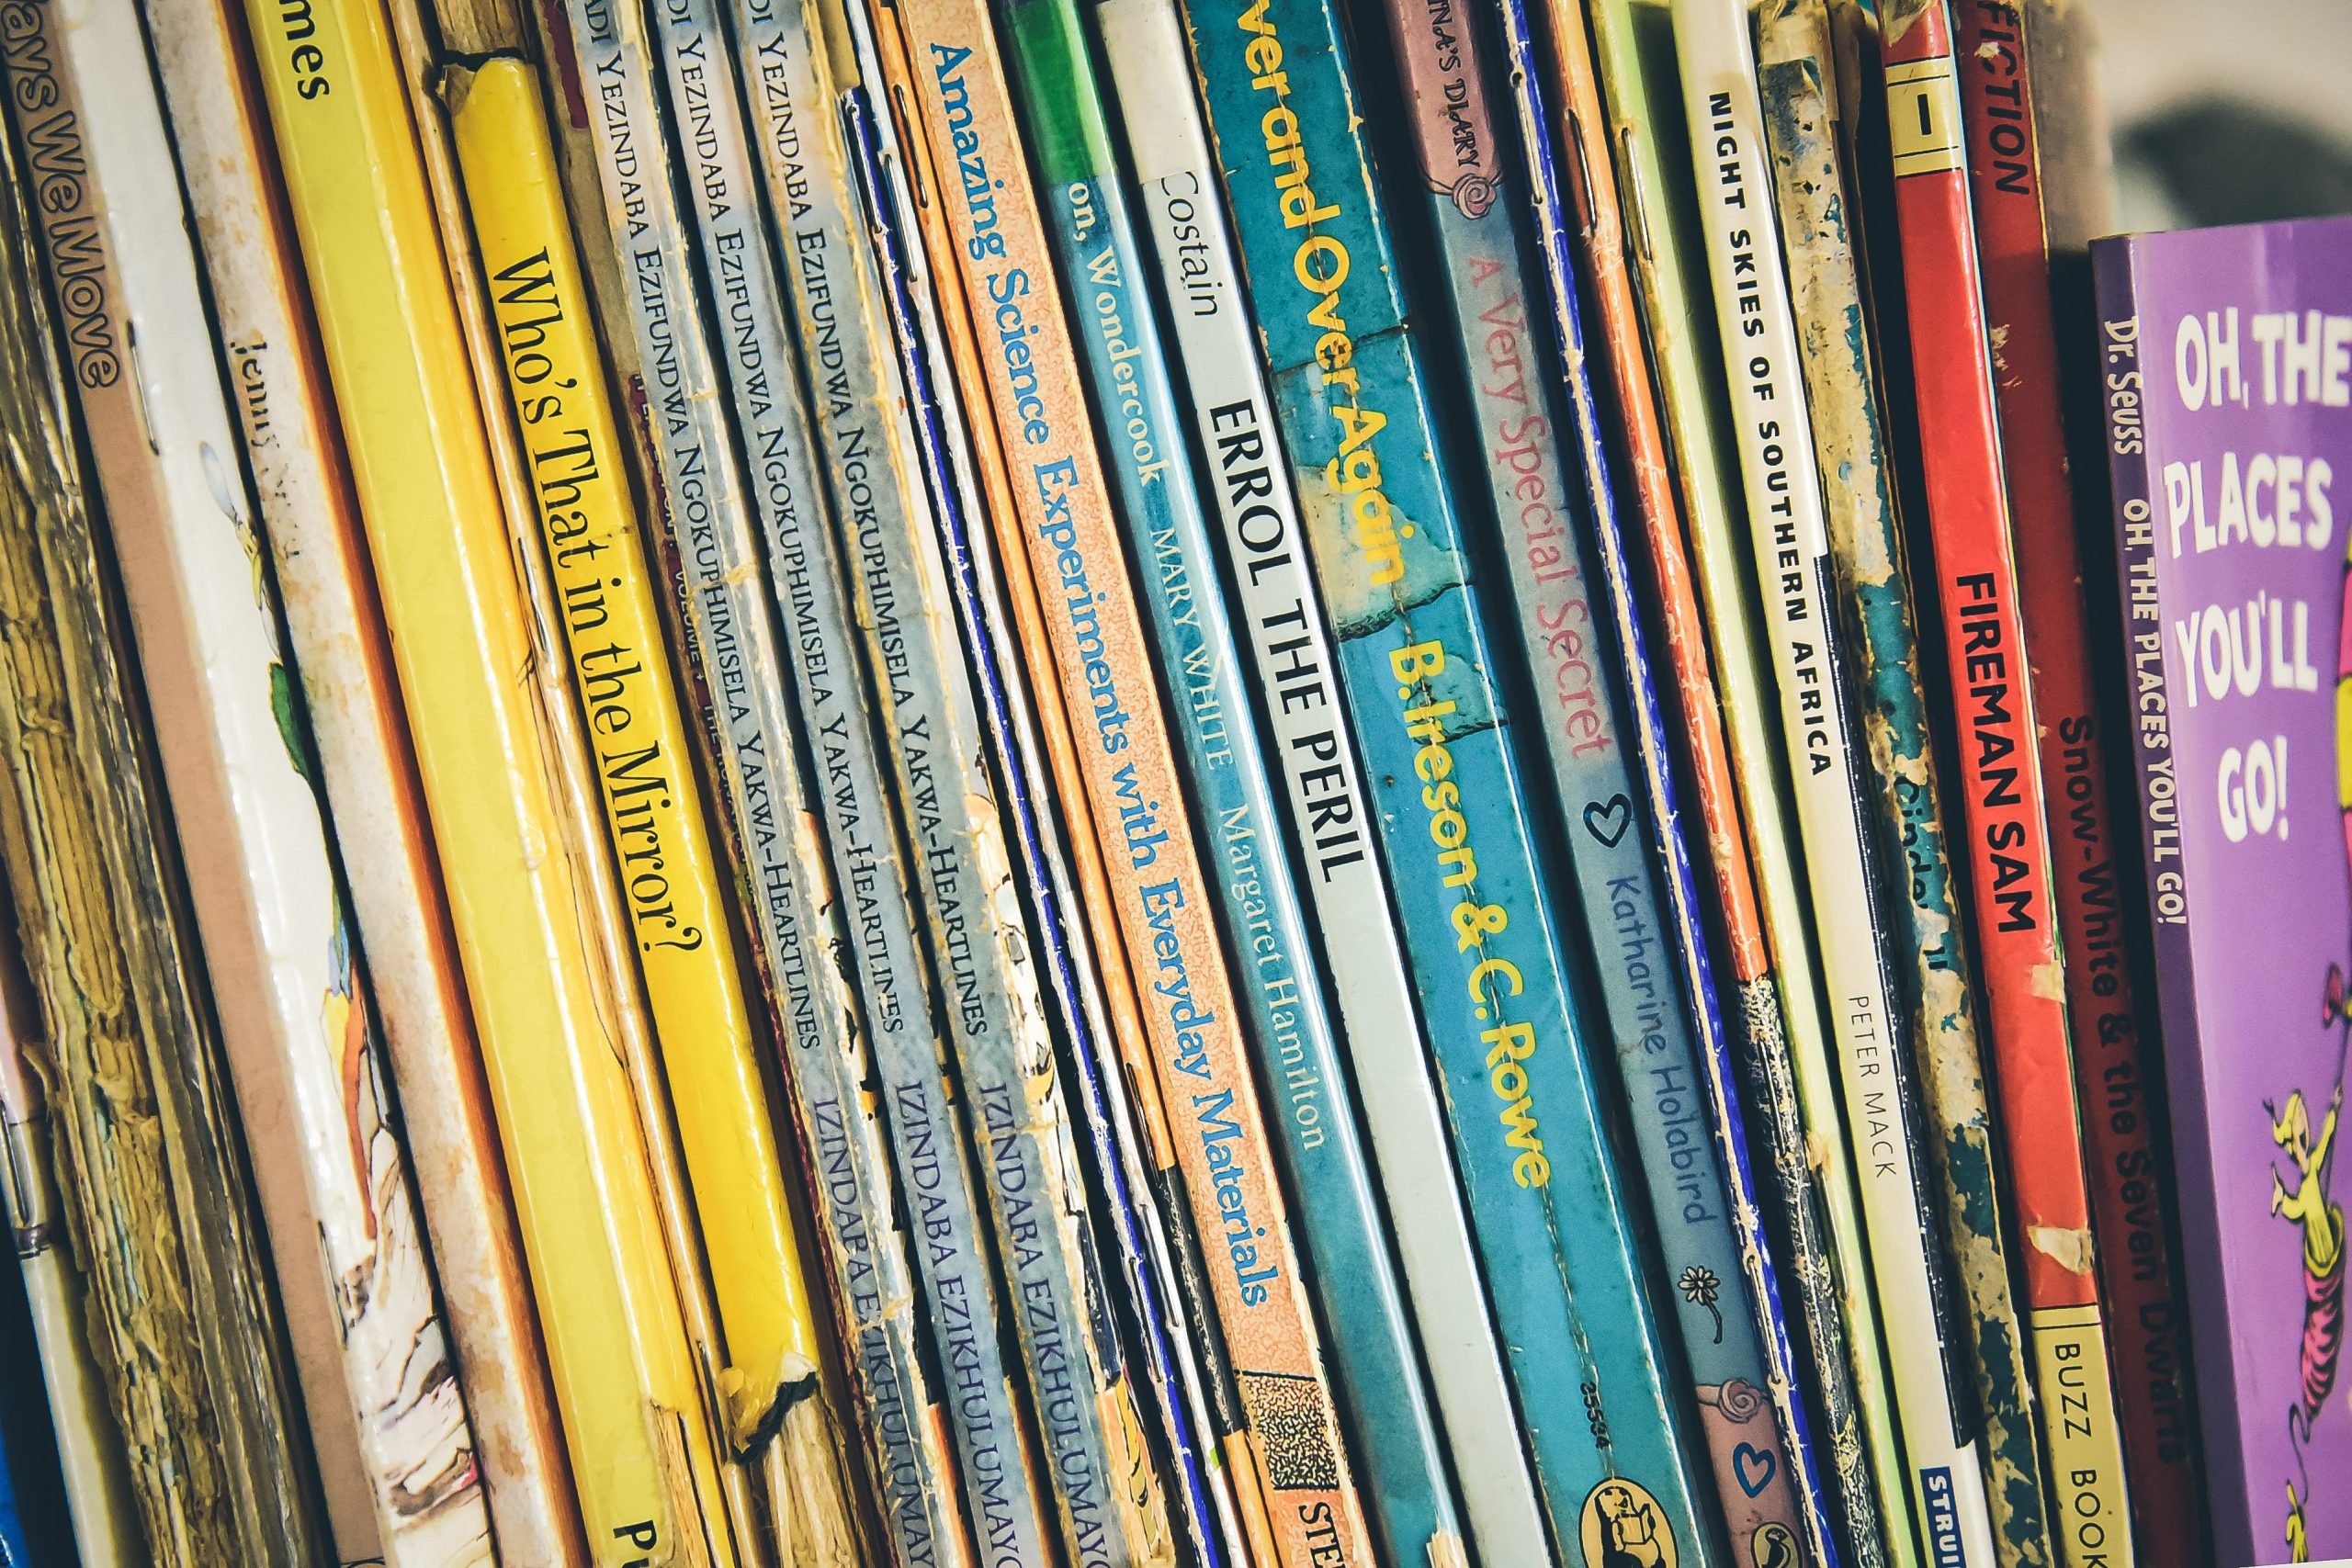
239;2;735;1561
450;50;806;1436
447;58;861;1566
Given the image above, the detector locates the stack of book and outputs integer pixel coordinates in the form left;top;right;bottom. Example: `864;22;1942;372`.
0;0;2336;1564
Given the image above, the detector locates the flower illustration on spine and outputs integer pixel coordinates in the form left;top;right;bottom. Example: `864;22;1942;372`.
1679;1264;1724;1344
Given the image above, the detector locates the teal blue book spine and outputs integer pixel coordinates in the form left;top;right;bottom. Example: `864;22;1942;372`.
1177;0;1715;1555
1372;0;1827;1561
1089;0;1559;1560
996;3;1464;1562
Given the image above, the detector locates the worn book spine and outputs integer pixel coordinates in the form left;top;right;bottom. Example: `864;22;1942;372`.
1953;6;2204;1558
1181;0;1715;1554
1752;12;2056;1568
825;19;1237;1560
15;5;496;1562
1875;6;2138;1559
842;8;1262;1566
729;3;1181;1562
141;6;583;1556
646;1;1057;1558
1483;4;1840;1562
868;0;1377;1560
1091;2;1554;1561
395;9;789;1558
495;7;885;1550
842;6;1251;1558
241;1;749;1560
445;51;866;1568
0;900;139;1568
1814;9;2057;1562
1669;6;1999;1564
1001;2;1469;1562
0;58;324;1568
1578;10;1916;1557
539;8;971;1565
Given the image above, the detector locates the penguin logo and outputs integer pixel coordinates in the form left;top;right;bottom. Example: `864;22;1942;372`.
1750;1521;1802;1568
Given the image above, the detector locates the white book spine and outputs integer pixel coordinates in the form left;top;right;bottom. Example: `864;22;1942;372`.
1668;4;1997;1562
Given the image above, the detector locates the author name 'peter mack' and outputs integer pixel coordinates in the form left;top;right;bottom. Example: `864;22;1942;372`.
2146;307;2341;850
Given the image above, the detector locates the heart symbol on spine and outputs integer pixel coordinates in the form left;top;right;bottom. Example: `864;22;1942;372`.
1583;794;1633;849
1733;1443;1776;1497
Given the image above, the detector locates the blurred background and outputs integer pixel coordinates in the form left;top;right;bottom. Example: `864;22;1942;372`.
2093;0;2352;231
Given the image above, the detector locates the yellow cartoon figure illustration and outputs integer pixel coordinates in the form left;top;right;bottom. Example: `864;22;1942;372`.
2270;1024;2347;1561
2269;1080;2345;1429
2274;1086;2346;1282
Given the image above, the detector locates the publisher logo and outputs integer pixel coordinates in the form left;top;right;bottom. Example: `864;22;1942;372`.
1749;1523;1801;1568
1920;1468;1965;1568
1578;1479;1678;1568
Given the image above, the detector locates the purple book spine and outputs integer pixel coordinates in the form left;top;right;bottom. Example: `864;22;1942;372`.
2095;220;2352;1567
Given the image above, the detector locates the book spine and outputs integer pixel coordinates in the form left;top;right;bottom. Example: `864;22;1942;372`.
542;10;972;1565
447;53;870;1568
1485;6;1842;1564
0;43;325;1568
238;2;747;1560
1952;7;2206;1558
1668;7;1999;1564
1814;10;2059;1562
1394;0;1808;1553
1001;4;1471;1562
13;4;495;1559
1580;10;1919;1558
869;0;1378;1560
1090;4;1555;1560
827;32;1239;1562
0;920;139;1568
1875;6;2138;1557
141;8;583;1557
727;6;1181;1564
1750;13;2058;1568
646;1;1059;1558
1181;0;1715;1554
2090;239;2228;1558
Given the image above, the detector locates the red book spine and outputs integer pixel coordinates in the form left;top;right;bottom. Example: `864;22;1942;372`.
1952;5;2207;1561
1878;4;2137;1562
